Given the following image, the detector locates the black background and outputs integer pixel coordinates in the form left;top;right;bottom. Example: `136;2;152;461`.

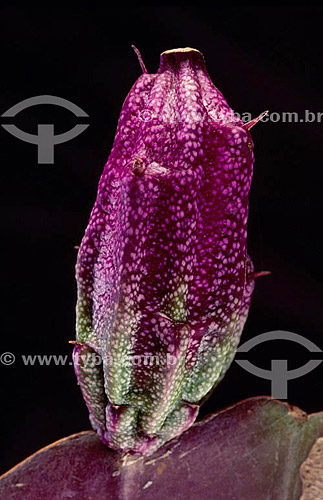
1;5;322;474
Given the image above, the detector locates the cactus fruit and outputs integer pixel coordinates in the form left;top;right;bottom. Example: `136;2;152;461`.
73;47;259;455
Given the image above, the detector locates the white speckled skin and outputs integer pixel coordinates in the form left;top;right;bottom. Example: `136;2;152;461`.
73;48;255;455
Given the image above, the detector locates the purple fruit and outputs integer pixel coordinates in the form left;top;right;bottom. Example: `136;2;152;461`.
73;47;259;454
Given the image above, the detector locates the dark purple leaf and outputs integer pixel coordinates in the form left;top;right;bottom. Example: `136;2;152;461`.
1;397;322;499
